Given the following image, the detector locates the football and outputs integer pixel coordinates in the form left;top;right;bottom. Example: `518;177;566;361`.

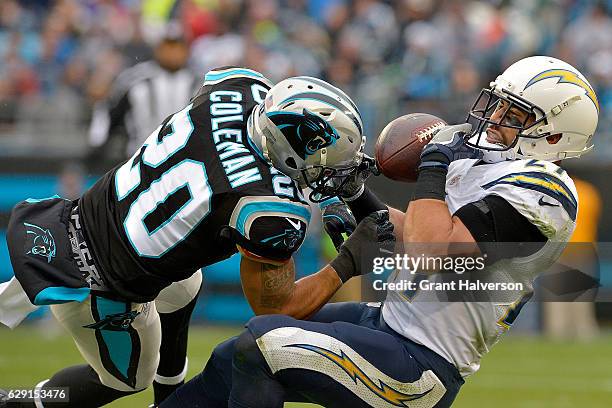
375;113;447;182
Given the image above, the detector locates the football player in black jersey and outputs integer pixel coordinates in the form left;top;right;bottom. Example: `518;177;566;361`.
2;67;394;407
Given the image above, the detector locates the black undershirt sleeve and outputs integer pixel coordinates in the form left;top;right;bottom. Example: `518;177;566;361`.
454;195;547;261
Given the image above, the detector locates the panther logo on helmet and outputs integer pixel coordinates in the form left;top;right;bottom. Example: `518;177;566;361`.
266;109;340;159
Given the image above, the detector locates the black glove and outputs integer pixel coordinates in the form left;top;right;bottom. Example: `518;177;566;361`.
330;210;395;283
419;123;483;171
320;199;357;250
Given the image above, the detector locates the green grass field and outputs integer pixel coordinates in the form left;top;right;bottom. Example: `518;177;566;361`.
1;325;612;407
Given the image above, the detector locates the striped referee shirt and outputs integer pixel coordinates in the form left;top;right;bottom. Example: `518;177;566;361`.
89;61;200;157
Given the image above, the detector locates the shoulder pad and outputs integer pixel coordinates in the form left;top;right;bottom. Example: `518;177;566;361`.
203;66;273;88
481;160;578;239
228;196;310;261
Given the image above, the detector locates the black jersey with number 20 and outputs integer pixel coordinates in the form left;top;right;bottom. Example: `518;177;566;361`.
79;67;311;302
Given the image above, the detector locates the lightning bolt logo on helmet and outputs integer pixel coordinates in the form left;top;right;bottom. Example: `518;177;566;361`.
465;56;599;162
525;68;600;112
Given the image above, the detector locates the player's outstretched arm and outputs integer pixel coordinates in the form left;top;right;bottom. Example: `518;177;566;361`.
239;211;395;319
405;124;480;253
240;256;341;319
388;206;405;239
405;199;475;244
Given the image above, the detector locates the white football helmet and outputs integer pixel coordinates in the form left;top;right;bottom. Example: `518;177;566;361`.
466;56;599;161
248;76;365;201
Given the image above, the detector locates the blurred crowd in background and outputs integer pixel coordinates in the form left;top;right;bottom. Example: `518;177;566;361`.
1;0;611;330
0;0;611;159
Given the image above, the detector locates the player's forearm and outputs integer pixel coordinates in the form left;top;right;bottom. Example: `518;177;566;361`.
405;158;456;245
241;257;341;319
404;199;453;244
388;206;405;241
404;198;479;265
280;265;342;319
242;212;393;317
241;258;295;316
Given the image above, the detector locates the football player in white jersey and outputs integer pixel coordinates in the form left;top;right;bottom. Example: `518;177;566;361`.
387;55;597;379
160;56;598;408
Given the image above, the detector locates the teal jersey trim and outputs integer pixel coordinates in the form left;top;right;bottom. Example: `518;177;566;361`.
25;195;61;203
204;68;265;82
33;286;90;305
236;202;311;234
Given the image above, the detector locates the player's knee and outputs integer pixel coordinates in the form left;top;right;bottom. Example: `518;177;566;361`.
155;270;202;313
137;370;157;391
234;329;260;365
245;314;296;339
135;357;160;391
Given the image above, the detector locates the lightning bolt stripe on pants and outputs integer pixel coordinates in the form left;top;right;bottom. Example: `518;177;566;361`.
256;327;447;408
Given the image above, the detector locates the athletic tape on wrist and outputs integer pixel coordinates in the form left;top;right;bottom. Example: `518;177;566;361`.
413;167;448;201
418;161;449;171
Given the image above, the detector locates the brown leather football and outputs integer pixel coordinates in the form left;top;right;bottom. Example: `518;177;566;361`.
375;113;447;182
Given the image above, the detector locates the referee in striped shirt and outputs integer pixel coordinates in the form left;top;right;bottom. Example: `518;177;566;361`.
88;30;200;163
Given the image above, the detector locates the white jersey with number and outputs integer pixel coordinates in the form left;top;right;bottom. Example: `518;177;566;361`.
382;158;578;377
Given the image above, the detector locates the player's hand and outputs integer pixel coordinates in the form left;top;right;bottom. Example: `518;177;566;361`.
330;210;395;282
337;154;380;200
419;123;483;170
320;199;357;250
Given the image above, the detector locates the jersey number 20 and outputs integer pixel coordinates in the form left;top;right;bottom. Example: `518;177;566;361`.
114;104;212;258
